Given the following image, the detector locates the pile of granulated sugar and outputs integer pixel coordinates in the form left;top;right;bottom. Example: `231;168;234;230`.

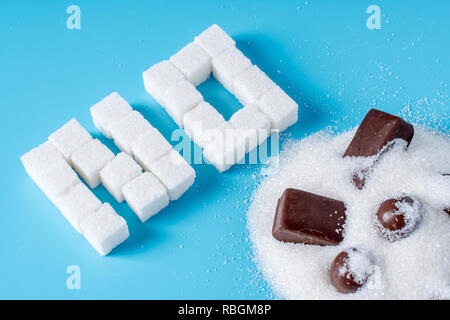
247;127;450;299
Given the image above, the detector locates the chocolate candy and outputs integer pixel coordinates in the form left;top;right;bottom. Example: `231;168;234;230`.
329;248;373;294
375;195;422;241
344;109;414;189
272;188;346;246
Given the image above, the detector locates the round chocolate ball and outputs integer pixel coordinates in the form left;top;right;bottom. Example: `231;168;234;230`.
329;248;373;294
376;195;422;241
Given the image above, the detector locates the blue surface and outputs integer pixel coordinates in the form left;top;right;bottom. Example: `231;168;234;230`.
0;0;449;299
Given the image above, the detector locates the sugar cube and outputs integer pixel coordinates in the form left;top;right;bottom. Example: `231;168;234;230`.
81;203;129;256
170;42;211;86
70;139;115;188
123;172;169;222
21;141;66;179
99;152;142;203
149;150;195;200
182;101;227;148
26;158;81;202
233;65;276;106
143;60;185;106
131;127;172;172
194;24;236;58
109;110;154;155
48;119;92;163
54;182;102;233
90;92;133;138
229;104;272;152
163;80;204;127
255;85;298;131
211;46;252;93
203;124;247;172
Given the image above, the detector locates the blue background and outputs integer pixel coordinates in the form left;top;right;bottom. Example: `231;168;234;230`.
0;0;449;299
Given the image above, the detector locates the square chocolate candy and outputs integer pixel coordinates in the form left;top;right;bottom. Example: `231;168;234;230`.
272;188;346;246
344;109;414;189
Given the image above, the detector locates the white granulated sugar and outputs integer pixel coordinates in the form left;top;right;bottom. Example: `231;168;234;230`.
345;248;375;285
247;127;450;299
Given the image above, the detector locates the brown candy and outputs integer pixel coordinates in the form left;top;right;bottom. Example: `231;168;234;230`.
344;109;414;189
272;188;346;246
376;195;422;241
329;248;373;294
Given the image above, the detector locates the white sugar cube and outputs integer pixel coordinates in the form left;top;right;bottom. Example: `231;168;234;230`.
37;161;81;202
48;119;92;163
233;65;276;106
203;124;247;172
163;80;204;127
90;92;133;138
109;110;154;155
182;101;227;148
143;60;185;106
131;127;172;171
70;139;115;188
21;141;66;179
54;183;102;234
211;47;252;93
123;172;169;223
22;147;81;202
99;152;142;203
255;85;298;131
170;42;211;86
229;104;272;152
194;24;236;58
149;150;195;201
81;203;129;256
